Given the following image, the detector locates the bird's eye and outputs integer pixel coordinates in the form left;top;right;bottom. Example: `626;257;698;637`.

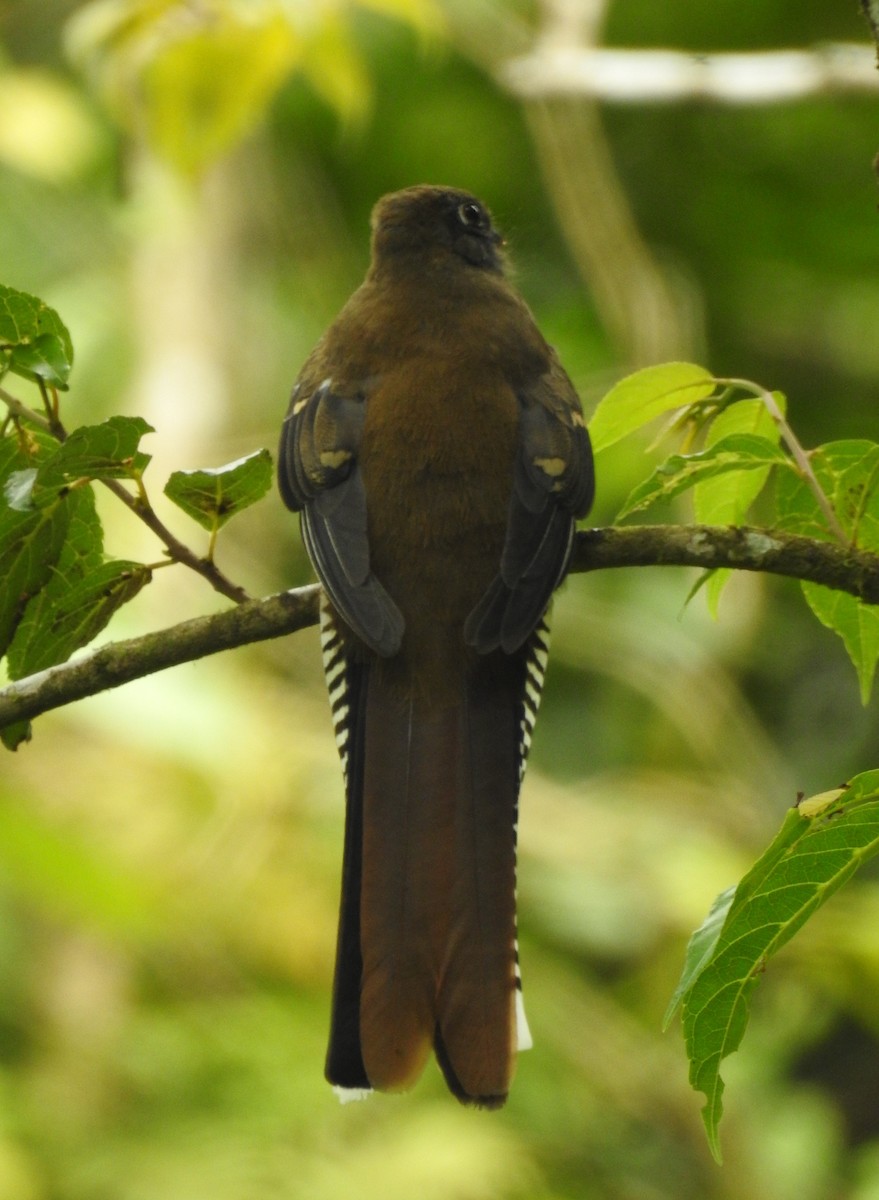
457;202;484;228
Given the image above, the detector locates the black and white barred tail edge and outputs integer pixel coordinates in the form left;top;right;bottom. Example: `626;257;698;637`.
319;594;354;780
518;617;551;783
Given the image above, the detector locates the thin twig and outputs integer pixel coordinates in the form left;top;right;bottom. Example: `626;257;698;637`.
0;387;251;604
716;377;849;546
0;388;51;432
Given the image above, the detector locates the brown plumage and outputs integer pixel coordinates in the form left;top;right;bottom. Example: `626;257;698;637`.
278;185;594;1106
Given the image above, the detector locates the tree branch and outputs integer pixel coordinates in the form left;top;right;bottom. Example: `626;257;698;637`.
3;523;879;734
570;525;879;601
0;586;319;731
503;44;879;104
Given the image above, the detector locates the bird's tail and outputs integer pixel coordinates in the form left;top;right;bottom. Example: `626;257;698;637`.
324;645;528;1107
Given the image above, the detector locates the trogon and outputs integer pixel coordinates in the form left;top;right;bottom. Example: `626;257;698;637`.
278;185;595;1107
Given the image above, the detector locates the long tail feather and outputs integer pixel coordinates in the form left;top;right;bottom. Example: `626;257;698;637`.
325;645;526;1104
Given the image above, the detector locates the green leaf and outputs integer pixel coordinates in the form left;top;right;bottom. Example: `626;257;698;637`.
618;434;788;520
36;415;153;495
802;583;879;704
300;17;371;126
6;560;151;678
0;499;70;657
163;449;273;532
776;440;879;699
588;362;716;454
69;2;300;177
694;396;786;614
5;485;103;671
143;13;299;174
4;484;147;681
776;440;879;545
0;282;73;388
0;721;31;751
694;397;784;524
663;883;736;1030
673;771;879;1161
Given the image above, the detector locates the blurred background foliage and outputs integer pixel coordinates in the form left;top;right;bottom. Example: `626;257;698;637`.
1;0;879;1196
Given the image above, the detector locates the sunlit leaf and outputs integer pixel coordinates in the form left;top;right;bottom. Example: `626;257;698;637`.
618;434;788;519
671;770;879;1162
300;18;371;126
141;11;300;174
164;449;273;531
588;362;716;454
694;396;785;613
4;467;39;512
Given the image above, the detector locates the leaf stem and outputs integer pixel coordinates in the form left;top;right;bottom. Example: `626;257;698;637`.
716;377;848;545
102;478;250;604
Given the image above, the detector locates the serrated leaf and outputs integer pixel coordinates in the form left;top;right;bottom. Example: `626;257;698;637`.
6;486;104;678
776;440;879;545
663;883;736;1030
673;770;879;1161
163;449;273;532
618;434;788;519
36;416;153;495
0;282;73;388
801;583;879;704
0;499;70;656
7;560;151;678
588;362;716;454
694;397;784;524
693;397;786;615
776;441;879;699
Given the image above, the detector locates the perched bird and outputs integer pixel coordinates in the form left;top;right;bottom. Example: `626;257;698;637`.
278;185;594;1107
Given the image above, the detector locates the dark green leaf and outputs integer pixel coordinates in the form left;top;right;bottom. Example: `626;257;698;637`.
0;721;31;751
6;560;151;678
36;416;153;495
0;283;73;389
618;434;789;519
163;449;273;531
6;486;105;678
672;771;879;1161
0;499;70;657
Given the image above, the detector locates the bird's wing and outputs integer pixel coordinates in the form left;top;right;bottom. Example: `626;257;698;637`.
278;378;404;656
465;353;595;654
